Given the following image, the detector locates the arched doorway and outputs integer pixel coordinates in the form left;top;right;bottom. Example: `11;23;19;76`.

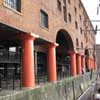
56;29;74;80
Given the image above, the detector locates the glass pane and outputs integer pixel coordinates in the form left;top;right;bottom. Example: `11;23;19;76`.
40;10;48;28
5;0;20;11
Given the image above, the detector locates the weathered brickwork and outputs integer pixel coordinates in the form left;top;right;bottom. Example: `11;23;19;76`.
0;0;95;55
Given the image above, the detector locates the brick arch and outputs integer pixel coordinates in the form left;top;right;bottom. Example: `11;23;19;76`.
56;29;74;51
56;29;75;79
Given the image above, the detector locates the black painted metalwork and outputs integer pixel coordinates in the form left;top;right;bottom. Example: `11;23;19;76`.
0;47;21;90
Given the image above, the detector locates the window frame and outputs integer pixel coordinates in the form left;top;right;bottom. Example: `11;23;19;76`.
40;10;49;28
4;0;21;12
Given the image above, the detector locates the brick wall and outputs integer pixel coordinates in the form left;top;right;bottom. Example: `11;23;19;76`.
0;0;96;54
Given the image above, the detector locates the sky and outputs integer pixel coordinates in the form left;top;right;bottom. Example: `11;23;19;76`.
81;0;100;44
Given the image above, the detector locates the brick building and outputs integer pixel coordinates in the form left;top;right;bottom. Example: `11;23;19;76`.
0;0;96;88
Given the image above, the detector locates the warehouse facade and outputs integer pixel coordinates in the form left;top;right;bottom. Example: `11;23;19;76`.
0;0;96;88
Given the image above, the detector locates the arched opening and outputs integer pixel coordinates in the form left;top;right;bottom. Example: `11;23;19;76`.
56;29;74;80
85;49;90;72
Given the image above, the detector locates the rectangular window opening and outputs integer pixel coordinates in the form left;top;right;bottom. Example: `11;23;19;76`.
40;10;48;28
4;0;21;12
63;6;67;22
57;0;62;11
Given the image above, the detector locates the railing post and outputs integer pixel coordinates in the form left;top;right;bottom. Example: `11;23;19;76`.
0;73;1;89
13;68;15;90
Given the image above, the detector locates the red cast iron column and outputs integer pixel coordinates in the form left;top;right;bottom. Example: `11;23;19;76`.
81;55;86;72
69;51;77;76
18;33;38;88
47;43;58;82
76;53;82;74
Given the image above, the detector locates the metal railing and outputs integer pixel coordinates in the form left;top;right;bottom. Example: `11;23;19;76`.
0;51;21;63
57;64;70;80
35;73;48;85
0;67;21;90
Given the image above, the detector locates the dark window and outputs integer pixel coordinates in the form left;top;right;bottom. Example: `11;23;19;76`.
63;0;66;5
81;42;83;49
79;15;82;21
80;28;82;34
5;0;21;12
68;0;70;4
79;2;81;8
57;0;62;11
74;7;77;15
76;38;79;47
63;6;67;22
75;21;78;29
40;10;48;28
68;13;71;22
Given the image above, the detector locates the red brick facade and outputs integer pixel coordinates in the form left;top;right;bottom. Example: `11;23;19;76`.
0;0;95;48
0;0;96;88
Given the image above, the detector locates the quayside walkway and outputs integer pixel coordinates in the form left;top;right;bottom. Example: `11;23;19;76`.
0;71;97;100
78;70;100;100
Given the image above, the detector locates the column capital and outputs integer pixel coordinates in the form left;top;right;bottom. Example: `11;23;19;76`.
30;32;39;38
48;42;59;48
76;53;82;56
68;50;76;55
